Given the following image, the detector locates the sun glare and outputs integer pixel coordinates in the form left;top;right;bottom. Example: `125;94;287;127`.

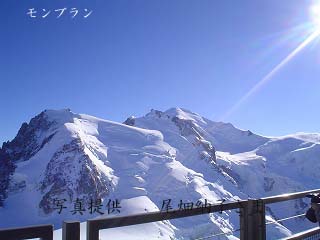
220;4;320;121
311;3;320;28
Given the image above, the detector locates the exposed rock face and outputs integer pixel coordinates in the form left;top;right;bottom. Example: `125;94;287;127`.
0;150;15;206
163;110;217;163
147;109;163;118
39;139;111;214
196;138;216;163
1;112;55;163
264;177;276;192
123;116;135;126
171;117;202;138
0;111;56;206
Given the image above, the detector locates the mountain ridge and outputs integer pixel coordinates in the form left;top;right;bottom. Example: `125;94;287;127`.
0;107;319;239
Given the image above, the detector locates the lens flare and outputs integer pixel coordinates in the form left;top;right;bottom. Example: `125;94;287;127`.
311;4;320;28
218;3;320;121
220;29;320;121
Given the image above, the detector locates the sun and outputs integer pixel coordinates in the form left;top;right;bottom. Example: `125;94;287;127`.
310;3;320;29
221;3;320;120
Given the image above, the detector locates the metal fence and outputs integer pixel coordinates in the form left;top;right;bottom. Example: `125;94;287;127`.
1;189;320;240
281;227;320;240
0;224;53;240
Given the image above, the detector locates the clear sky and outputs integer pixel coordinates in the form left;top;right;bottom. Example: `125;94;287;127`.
1;0;320;144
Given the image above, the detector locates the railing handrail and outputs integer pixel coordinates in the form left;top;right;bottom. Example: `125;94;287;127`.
281;227;320;240
0;224;53;240
86;189;320;240
86;199;249;240
87;199;247;229
86;188;320;230
261;189;320;204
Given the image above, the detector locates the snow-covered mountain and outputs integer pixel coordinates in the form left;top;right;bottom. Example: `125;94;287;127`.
0;108;319;239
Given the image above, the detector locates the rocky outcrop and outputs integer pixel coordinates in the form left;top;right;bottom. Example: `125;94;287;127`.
123;116;135;126
264;177;276;192
1;111;55;163
39;139;111;214
0;149;15;207
0;111;57;206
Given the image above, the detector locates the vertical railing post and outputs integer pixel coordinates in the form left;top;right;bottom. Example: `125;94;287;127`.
40;225;53;240
257;199;266;240
63;221;80;240
87;220;99;240
240;199;250;240
240;199;266;240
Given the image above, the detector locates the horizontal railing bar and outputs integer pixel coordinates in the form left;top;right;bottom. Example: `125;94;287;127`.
0;224;53;240
194;228;241;240
281;227;320;240
261;189;320;204
88;200;247;230
266;213;305;225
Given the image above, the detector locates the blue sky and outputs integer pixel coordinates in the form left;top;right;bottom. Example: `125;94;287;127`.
1;0;320;144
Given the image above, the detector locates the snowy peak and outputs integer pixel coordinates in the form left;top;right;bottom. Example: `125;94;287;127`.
144;107;206;124
1;108;320;239
127;107;268;154
42;109;77;125
128;108;217;165
0;109;114;213
164;107;207;124
0;109;78;162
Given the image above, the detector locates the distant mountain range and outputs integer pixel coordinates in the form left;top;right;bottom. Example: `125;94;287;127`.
1;108;319;239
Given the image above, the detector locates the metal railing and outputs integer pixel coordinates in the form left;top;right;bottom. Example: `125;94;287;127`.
0;224;53;240
86;199;247;240
261;189;320;240
1;189;320;240
281;227;320;240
